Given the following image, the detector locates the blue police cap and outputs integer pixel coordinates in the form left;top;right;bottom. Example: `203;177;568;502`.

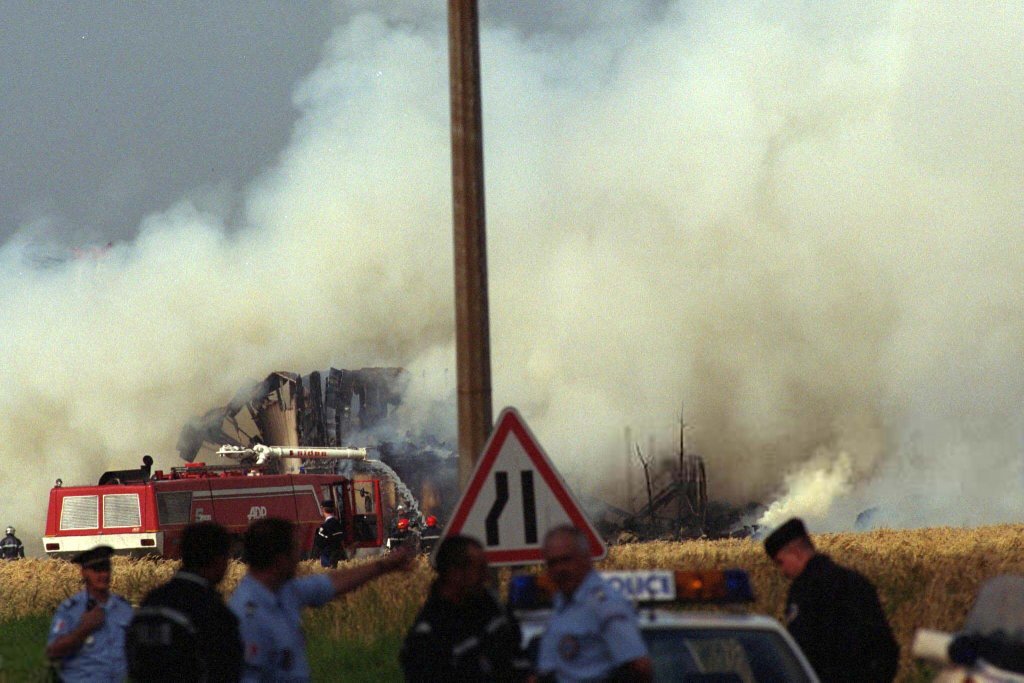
72;545;114;568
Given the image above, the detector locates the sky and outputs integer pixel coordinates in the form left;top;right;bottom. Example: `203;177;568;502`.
1;1;1022;550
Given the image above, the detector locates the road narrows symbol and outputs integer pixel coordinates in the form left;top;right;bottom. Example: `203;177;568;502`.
485;471;509;545
435;407;608;565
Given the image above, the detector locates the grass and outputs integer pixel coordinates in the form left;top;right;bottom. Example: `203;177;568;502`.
5;525;1024;681
0;614;404;683
0;615;53;683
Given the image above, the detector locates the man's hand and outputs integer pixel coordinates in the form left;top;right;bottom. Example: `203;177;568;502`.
78;604;105;633
45;605;106;659
328;545;417;596
380;545;416;574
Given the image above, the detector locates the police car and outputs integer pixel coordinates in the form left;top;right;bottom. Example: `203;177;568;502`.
511;569;820;682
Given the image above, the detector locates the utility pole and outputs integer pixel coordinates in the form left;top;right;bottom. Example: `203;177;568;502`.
448;0;493;489
677;402;686;538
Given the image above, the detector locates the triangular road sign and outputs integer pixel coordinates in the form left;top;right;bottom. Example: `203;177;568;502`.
437;407;607;565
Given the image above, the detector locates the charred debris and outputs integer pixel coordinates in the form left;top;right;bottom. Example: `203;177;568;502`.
586;412;760;543
177;368;458;518
586;448;758;543
178;372;755;542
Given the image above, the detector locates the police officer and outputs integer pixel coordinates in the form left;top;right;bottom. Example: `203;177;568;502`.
46;545;133;682
229;517;414;682
537;525;652;682
765;517;899;682
127;521;242;682
312;499;346;568
1;525;25;559
400;535;530;681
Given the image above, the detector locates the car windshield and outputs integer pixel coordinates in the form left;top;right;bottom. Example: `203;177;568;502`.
645;628;814;682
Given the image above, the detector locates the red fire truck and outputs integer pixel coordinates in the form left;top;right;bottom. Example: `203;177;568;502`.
42;446;385;560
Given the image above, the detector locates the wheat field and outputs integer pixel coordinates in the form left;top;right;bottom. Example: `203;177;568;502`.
4;524;1024;681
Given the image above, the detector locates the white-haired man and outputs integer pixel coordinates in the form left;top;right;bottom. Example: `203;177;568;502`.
537;525;652;682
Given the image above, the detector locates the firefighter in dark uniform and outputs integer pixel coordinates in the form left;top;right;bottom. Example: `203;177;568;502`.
313;499;346;568
1;525;25;559
400;535;530;681
765;517;899;682
419;515;441;554
126;521;242;682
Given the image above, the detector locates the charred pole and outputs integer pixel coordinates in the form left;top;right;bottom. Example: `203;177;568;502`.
448;0;493;489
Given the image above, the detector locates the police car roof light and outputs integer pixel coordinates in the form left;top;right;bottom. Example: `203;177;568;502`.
602;569;754;604
508;569;754;610
673;569;755;604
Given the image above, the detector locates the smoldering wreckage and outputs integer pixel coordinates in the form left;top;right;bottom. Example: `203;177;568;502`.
42;367;761;559
174;368;759;544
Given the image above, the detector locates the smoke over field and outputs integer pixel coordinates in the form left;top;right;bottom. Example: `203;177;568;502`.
1;2;1022;549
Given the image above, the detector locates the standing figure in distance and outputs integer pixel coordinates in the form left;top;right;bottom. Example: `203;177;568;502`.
537;525;652;682
765;517;899;683
418;515;442;555
126;521;242;682
400;534;530;681
1;525;24;560
312;499;346;568
229;517;414;682
46;545;133;682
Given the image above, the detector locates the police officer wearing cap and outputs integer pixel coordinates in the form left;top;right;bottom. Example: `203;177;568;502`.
537;525;652;682
312;499;346;568
765;517;899;682
229;517;414;682
46;545;133;682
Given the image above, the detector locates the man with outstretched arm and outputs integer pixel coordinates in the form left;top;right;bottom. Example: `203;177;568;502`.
229;517;414;682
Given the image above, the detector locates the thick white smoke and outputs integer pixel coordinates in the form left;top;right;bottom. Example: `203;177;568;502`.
2;2;1022;551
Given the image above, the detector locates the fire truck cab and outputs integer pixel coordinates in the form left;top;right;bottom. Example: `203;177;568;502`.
42;452;385;560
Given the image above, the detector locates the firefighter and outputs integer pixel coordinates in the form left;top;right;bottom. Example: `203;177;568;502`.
536;525;653;682
391;505;411;534
126;521;242;682
765;517;899;682
1;525;24;559
400;535;530;681
388;517;413;552
419;515;441;554
229;517;414;682
46;545;134;682
312;499;346;568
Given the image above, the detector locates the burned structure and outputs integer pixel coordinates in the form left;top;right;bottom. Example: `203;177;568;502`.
614;447;709;540
178;368;406;461
177;368;457;518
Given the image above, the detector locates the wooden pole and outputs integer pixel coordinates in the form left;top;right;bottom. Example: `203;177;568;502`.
448;0;493;490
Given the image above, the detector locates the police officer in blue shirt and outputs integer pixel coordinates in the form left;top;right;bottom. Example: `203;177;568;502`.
537;525;652;682
46;545;133;682
228;517;414;682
